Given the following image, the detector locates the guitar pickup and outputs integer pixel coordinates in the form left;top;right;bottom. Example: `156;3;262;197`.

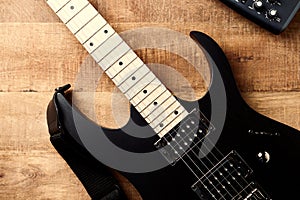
191;151;271;200
154;109;214;166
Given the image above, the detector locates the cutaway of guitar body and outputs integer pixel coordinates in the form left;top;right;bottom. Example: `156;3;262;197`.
53;31;300;200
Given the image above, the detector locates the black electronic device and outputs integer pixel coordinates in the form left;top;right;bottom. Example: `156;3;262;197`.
219;0;300;34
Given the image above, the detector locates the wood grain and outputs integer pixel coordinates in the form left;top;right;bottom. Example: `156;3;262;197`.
0;0;300;199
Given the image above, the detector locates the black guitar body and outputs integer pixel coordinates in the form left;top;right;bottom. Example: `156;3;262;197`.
54;31;300;200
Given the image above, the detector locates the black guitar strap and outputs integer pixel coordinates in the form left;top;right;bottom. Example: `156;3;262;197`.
46;84;127;200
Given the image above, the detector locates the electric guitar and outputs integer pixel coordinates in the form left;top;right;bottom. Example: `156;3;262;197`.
46;0;300;199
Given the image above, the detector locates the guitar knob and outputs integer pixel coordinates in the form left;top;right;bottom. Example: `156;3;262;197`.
267;9;278;18
254;0;264;10
257;151;271;164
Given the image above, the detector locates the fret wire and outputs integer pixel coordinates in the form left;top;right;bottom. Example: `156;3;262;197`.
75;15;107;44
57;0;89;24
141;91;174;118
132;83;165;106
146;96;177;122
91;34;123;63
112;59;144;86
136;97;168;120
105;50;138;79
119;70;152;94
134;86;167;111
116;62;148;88
47;0;71;13
156;107;187;130
99;42;131;70
151;103;182;128
126;76;158;100
83;23;115;53
66;4;98;34
47;0;189;138
74;13;98;35
151;103;183;129
157;110;188;137
128;78;161;101
124;68;155;97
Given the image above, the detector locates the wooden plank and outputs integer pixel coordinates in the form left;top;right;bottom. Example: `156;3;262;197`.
0;23;300;93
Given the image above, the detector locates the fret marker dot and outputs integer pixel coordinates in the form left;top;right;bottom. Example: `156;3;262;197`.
89;42;94;46
143;90;147;94
119;61;123;66
154;102;158;106
174;110;179;115
104;30;108;34
70;6;74;10
132;76;136;81
159;123;164;128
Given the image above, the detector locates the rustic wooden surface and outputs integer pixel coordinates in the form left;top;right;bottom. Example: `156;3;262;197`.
0;0;300;199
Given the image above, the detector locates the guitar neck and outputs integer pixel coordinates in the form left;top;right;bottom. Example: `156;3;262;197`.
46;0;188;138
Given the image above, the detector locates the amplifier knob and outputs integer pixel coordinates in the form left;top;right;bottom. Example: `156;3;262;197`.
267;9;278;18
254;0;264;10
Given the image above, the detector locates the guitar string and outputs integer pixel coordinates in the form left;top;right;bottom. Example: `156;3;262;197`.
171;119;256;198
168;120;238;199
163;116;255;198
48;1;255;198
203;137;254;199
198;124;257;199
165;130;254;200
173;131;238;198
173;121;247;197
163;136;221;200
164;132;229;199
166;136;238;199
